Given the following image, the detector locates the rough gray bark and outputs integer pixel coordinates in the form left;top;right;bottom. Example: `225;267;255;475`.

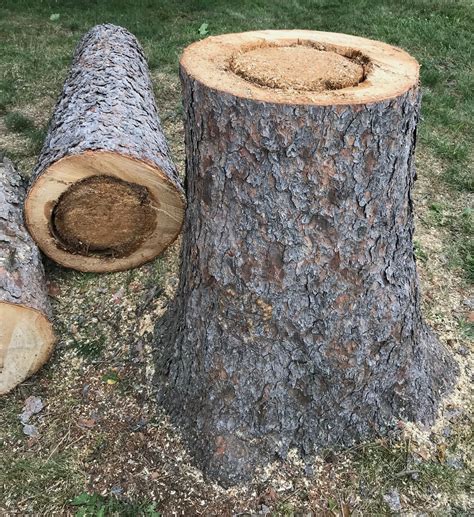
0;156;51;316
0;156;55;394
155;70;457;486
30;23;181;193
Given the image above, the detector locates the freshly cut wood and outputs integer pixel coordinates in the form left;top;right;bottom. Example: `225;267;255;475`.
155;30;457;485
0;157;55;395
25;24;185;273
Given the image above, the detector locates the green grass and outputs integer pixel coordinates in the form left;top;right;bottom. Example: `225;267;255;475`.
4;111;36;133
414;239;429;263
347;440;471;513
72;332;107;359
0;452;85;512
1;0;472;279
3;111;46;153
426;201;473;282
71;492;160;517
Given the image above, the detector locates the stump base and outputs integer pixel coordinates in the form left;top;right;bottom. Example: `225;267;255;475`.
155;30;457;486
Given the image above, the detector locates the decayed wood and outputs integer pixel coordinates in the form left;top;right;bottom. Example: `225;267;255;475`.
0;156;55;395
155;30;458;486
25;24;185;273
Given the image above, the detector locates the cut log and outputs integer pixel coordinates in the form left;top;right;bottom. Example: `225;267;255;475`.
25;24;185;273
0;157;55;395
155;30;458;486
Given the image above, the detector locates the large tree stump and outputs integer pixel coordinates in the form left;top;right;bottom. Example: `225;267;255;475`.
155;30;457;485
0;157;55;394
25;24;185;273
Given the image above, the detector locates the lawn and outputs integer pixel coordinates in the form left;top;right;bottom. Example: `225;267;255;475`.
0;0;472;514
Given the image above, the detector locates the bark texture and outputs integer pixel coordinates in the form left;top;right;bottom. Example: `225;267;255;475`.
0;156;55;394
155;69;457;486
30;23;180;193
0;157;51;315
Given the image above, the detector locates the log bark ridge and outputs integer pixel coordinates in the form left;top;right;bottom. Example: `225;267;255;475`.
0;156;55;394
25;24;185;273
155;30;458;486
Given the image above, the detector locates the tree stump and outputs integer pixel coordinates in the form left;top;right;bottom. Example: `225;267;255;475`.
25;24;185;273
0;157;55;395
155;30;457;485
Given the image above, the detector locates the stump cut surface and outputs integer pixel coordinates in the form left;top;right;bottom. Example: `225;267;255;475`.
231;46;365;91
180;29;418;105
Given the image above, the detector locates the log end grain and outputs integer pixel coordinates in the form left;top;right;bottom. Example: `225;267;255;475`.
25;24;185;273
25;151;185;273
0;302;55;395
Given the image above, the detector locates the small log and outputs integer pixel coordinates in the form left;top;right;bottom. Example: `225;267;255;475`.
0;157;55;395
155;30;457;485
25;24;185;273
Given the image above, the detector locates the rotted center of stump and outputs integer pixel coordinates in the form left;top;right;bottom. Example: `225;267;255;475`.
231;46;365;91
52;175;157;257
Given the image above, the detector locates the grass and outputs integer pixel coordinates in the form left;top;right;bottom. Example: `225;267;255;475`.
0;0;472;280
3;111;46;153
4;111;36;133
0;0;472;514
72;332;107;360
0;453;85;510
347;440;470;513
71;492;161;516
426;202;473;282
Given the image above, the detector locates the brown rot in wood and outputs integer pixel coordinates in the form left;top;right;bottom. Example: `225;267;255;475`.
51;175;157;258
231;45;366;92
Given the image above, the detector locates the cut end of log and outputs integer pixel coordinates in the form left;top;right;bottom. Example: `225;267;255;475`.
0;302;55;395
231;46;366;92
52;175;157;258
180;30;419;105
25;151;185;272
